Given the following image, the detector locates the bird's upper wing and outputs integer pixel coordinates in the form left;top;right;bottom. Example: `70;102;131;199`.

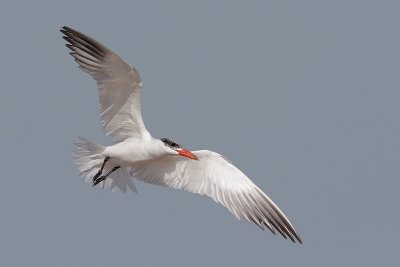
61;26;150;142
130;150;302;243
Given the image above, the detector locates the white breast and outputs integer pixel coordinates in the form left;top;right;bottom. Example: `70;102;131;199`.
104;138;166;166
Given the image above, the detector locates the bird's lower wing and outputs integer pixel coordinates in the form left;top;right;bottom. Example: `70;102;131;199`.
130;150;302;243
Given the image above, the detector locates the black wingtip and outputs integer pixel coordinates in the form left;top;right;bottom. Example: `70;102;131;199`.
60;26;69;34
60;26;109;57
61;26;72;32
297;235;303;244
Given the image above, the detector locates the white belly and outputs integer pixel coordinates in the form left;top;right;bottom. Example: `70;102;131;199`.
103;138;166;167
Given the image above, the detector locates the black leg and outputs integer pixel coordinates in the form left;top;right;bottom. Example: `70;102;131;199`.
93;166;120;187
92;156;110;182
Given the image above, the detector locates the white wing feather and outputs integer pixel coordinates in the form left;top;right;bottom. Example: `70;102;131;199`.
61;27;150;142
130;150;302;243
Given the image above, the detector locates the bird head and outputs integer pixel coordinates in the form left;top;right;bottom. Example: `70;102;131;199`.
161;138;198;160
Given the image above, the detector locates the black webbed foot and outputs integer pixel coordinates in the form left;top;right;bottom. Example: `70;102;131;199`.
93;176;106;187
92;170;103;183
92;166;120;187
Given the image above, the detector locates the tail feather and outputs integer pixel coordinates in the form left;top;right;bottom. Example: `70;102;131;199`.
73;137;138;193
74;137;104;176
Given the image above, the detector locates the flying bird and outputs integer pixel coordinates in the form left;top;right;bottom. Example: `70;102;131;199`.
61;26;302;243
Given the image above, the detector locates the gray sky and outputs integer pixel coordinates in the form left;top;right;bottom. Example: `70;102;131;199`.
0;0;398;266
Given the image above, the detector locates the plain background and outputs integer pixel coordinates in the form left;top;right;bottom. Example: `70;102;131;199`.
0;1;398;266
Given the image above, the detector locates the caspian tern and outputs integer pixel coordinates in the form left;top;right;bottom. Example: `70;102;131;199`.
61;26;302;243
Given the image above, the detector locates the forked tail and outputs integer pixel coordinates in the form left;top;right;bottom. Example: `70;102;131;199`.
73;137;137;193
